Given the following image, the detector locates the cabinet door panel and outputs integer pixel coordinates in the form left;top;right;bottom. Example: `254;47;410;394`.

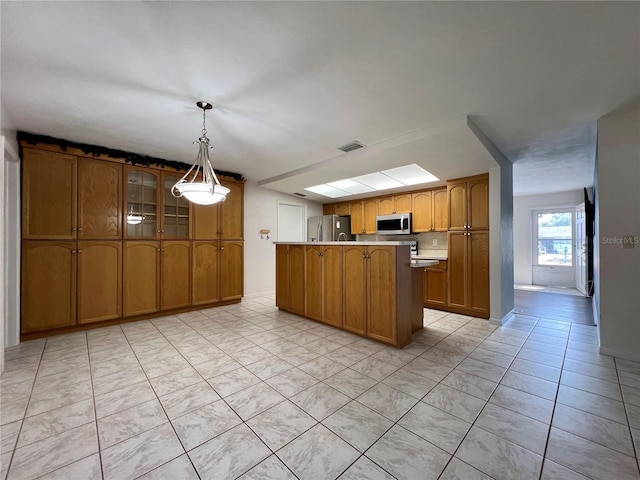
276;245;290;309
78;159;122;239
469;178;489;230
220;241;244;300
125;168;159;239
161;241;191;309
77;241;122;324
425;268;447;306
367;246;396;344
335;203;351;216
343;246;367;335
447;233;467;309
193;203;220;240
394;195;412;214
288;245;305;315
412;191;433;232
162;173;191;239
322;246;343;328
432;189;448;231
448;182;467;230
22;149;77;239
193;241;220;305
323;204;335;215
305;245;322;321
363;200;378;234
220;182;243;239
377;197;394;216
350;202;364;235
123;241;159;316
22;242;76;333
468;232;490;314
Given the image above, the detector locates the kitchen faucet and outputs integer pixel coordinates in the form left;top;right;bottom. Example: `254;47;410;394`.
338;232;347;241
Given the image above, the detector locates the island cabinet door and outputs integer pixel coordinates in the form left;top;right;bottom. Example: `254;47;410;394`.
366;246;397;345
343;245;367;336
276;244;291;310
305;245;323;321
288;245;306;315
322;245;343;328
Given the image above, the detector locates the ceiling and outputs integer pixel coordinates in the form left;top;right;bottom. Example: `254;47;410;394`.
2;2;638;200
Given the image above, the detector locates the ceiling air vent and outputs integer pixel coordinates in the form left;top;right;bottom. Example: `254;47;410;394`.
337;141;365;153
293;192;307;197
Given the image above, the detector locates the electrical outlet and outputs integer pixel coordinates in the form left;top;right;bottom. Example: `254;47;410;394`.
432;239;437;246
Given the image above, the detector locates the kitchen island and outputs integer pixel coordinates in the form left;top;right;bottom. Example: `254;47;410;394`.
275;242;436;348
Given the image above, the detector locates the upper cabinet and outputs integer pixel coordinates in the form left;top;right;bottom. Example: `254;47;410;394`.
22;149;77;239
124;168;191;239
448;174;489;231
125;167;159;239
78;159;122;239
378;194;411;215
323;203;350;216
22;148;123;240
349;199;377;235
192;181;244;240
412;188;448;232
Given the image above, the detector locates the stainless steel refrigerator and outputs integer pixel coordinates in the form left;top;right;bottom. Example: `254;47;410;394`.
307;215;354;242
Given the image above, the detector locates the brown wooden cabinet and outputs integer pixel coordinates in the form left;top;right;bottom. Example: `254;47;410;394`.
77;241;122;324
22;149;123;240
412;188;447;232
448;231;489;317
21;241;77;333
349;202;364;235
305;245;343;327
160;241;191;310
193;240;244;304
424;260;448;308
275;244;305;315
20;141;245;336
220;241;244;300
22;149;77;240
448;174;489;231
192;181;244;240
123;241;160;316
378;194;411;216
343;245;368;336
77;159;122;239
305;245;323;321
366;245;398;344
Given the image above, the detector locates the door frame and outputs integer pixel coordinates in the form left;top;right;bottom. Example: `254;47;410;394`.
531;207;576;287
277;201;307;242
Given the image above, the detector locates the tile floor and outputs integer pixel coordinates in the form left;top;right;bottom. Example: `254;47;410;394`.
1;294;639;480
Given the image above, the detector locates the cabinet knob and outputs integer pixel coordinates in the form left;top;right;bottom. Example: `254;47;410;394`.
77;249;82;253
362;254;366;258
156;248;161;252
220;247;224;250
71;227;77;231
77;227;83;231
157;229;161;233
71;250;76;254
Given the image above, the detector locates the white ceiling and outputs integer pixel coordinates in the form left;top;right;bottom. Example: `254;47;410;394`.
2;2;638;200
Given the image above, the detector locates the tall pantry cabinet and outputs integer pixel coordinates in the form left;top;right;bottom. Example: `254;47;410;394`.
20;142;244;335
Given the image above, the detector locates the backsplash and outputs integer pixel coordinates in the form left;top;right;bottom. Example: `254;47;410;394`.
356;231;447;251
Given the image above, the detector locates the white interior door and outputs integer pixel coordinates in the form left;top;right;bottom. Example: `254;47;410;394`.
277;202;306;242
575;202;587;295
532;209;576;287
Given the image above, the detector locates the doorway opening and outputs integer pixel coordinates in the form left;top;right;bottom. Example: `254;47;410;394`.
531;209;576;288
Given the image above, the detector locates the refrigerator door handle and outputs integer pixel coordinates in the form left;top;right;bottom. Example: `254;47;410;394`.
317;221;322;242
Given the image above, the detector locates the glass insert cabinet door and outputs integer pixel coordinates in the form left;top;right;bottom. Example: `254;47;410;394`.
126;170;158;238
163;173;190;238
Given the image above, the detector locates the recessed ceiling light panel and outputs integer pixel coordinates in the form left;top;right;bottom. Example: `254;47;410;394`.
351;172;404;191
304;184;350;198
382;164;439;185
327;179;375;194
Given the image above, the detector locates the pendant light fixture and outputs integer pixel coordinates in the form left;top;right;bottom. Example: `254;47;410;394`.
172;101;230;205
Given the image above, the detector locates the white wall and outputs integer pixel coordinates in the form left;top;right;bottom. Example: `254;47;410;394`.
513;190;585;285
596;106;640;361
243;182;322;296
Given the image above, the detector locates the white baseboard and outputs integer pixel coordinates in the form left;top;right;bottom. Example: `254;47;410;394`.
243;291;275;299
599;346;640;363
490;309;515;326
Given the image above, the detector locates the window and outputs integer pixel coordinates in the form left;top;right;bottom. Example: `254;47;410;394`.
534;211;573;267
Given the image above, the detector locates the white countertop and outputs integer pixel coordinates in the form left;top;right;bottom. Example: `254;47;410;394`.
410;259;440;268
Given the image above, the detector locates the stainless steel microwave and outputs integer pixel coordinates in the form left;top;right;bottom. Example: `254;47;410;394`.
376;213;412;235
